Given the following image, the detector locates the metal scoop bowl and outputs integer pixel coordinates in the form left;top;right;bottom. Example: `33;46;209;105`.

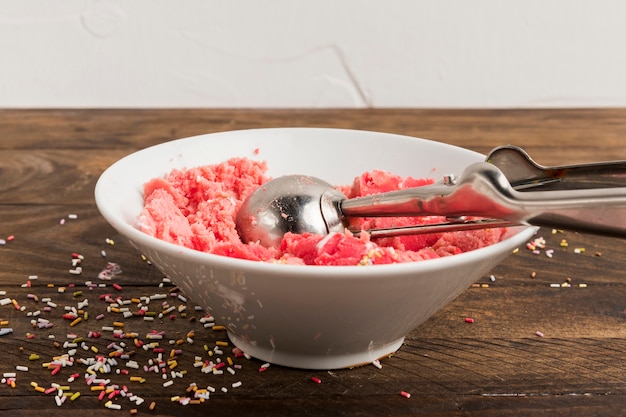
236;146;626;249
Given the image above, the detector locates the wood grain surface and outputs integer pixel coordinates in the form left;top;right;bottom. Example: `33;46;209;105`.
0;109;625;416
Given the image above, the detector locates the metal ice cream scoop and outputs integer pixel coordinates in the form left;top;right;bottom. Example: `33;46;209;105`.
236;146;626;248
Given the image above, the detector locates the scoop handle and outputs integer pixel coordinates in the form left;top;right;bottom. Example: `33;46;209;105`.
340;162;626;238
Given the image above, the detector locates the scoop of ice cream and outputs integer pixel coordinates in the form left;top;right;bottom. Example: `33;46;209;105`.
139;158;507;266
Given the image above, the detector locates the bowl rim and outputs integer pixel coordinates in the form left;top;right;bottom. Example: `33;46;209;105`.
95;127;538;279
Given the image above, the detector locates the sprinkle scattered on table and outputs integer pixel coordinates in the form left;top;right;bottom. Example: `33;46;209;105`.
0;211;420;410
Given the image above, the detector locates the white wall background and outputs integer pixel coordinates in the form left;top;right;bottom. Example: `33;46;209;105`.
2;1;626;108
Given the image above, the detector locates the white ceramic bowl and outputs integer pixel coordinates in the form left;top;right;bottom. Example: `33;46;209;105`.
95;128;536;370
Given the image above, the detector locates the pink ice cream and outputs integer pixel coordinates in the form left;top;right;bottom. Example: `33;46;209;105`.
138;157;506;266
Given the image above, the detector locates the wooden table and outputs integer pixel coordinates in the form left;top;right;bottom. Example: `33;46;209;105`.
0;109;625;416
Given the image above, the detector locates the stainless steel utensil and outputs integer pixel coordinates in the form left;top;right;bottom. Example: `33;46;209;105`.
236;146;626;248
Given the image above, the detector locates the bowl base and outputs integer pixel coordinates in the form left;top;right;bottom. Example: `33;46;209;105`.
227;332;405;370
